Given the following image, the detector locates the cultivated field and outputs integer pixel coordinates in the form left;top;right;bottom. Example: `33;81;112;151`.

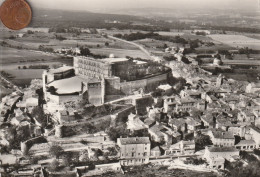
209;34;260;50
0;46;61;64
157;31;184;36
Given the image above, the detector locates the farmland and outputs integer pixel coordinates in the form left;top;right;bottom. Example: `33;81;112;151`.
0;46;65;64
209;34;260;50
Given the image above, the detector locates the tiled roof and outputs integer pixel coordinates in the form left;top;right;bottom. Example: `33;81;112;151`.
208;146;238;152
235;140;256;146
212;130;234;139
169;118;186;127
118;137;150;145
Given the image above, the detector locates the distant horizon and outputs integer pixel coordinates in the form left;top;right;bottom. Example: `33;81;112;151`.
9;0;259;13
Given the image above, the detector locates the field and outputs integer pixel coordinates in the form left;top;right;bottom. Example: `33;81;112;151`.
102;29;149;36
209;34;260;50
0;46;67;65
136;39;172;51
157;31;184;36
4;69;43;87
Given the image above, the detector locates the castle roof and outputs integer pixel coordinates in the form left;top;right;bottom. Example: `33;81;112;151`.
48;66;73;74
47;76;99;94
99;57;128;64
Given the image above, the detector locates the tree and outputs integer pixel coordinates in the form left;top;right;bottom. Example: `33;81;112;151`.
163;43;168;49
195;134;212;151
49;159;59;171
47;86;57;95
27;30;34;34
61;153;72;167
49;145;64;158
105;42;109;46
23;66;27;69
80;46;91;56
107;126;128;142
29;156;39;164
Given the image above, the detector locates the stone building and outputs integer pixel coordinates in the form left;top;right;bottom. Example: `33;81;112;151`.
117;137;150;166
203;146;239;162
208;130;235;147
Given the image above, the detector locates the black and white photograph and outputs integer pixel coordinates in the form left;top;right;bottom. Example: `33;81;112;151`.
0;0;260;176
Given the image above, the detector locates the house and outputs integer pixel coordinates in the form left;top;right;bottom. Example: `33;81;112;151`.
197;100;206;110
185;117;201;133
117;137;150;166
235;140;256;151
127;113;147;132
163;97;196;113
215;116;233;131
147;107;163;120
238;110;256;124
150;146;162;157
206;156;225;170
165;140;195;155
201;115;214;129
177;98;196;112
86;162;122;176
208;130;235;147
143;118;156;128
168;118;186;132
203;146;239;162
248;126;260;148
148;122;175;145
227;125;246;138
180;89;201;99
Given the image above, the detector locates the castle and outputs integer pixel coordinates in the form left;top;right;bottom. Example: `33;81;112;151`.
43;56;171;105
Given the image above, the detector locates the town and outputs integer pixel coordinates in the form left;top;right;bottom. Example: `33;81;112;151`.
1;2;260;177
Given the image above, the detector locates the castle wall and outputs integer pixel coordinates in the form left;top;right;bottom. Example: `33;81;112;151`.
47;93;80;104
120;79;147;95
118;72;169;95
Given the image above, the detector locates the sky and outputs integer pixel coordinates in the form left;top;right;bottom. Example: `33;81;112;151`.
24;0;258;12
0;0;258;12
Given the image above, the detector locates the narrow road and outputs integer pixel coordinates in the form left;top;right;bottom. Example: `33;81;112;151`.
107;35;154;60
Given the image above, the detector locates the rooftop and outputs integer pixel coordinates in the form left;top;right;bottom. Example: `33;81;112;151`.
236;140;256;146
47;66;74;74
208;146;239;152
211;130;234;139
99;57;129;64
118;137;150;145
47;76;99;94
158;84;172;91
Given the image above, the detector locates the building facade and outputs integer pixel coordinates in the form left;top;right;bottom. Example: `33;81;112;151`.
117;137;151;166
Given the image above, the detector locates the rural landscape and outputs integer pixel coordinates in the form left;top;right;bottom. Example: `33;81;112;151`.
1;0;260;176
